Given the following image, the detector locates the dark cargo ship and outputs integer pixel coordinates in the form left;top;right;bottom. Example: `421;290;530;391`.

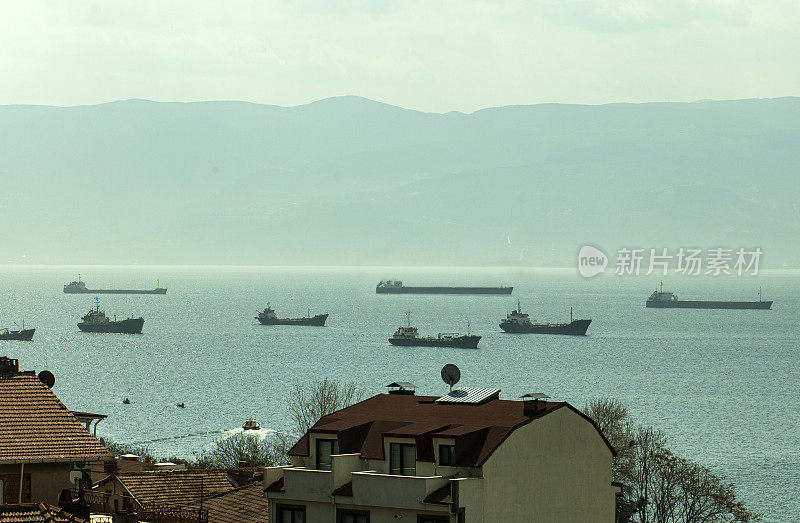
0;321;35;341
64;276;167;295
376;280;512;295
256;305;328;326
646;282;773;310
389;312;481;349
499;302;591;335
78;298;144;333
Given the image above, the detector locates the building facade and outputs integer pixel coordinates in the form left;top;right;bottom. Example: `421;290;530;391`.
265;386;617;522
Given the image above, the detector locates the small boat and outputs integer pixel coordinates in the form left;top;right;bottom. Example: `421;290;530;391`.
176;402;185;409
242;418;261;430
0;321;35;341
122;398;131;404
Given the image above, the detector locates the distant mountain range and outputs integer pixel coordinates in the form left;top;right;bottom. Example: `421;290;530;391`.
1;96;798;267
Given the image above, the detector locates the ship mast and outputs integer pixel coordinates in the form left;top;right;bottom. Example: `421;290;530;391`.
570;307;573;323
406;311;411;327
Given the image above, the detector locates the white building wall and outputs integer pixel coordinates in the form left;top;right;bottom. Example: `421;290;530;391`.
478;408;615;522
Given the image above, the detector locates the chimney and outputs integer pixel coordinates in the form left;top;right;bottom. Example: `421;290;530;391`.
521;393;550;416
386;382;416;395
0;357;19;377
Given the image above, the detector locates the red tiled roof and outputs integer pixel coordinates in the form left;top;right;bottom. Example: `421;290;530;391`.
0;503;86;523
0;374;110;464
289;394;615;467
192;481;268;523
104;470;235;508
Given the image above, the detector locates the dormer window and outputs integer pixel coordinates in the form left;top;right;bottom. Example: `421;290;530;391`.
438;444;455;466
389;443;416;476
316;438;339;471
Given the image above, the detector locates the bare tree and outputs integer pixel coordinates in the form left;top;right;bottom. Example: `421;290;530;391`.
288;377;365;435
585;397;760;523
194;431;294;469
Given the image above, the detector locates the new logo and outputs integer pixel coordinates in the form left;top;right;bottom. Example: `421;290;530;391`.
578;245;608;278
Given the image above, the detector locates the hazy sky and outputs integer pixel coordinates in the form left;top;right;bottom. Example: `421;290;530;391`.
1;0;798;112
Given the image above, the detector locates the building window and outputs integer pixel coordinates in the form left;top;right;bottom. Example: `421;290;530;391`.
438;444;456;466
316;438;339;471
390;443;416;476
277;504;306;523
0;478;4;504
418;516;449;523
338;509;370;523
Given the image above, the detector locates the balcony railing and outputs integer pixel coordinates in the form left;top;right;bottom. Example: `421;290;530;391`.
84;490;208;523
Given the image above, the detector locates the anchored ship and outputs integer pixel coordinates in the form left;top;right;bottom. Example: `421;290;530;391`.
256;304;329;326
376;280;512;295
499;302;591;335
77;298;145;333
64;276;167;295
389;312;481;349
646;282;773;310
0;321;35;341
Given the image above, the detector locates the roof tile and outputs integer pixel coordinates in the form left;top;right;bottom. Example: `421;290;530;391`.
0;374;109;463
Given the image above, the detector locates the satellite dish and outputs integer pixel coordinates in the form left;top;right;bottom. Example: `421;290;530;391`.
441;364;461;390
38;370;55;388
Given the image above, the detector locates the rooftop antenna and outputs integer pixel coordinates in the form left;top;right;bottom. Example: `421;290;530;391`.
441;364;461;392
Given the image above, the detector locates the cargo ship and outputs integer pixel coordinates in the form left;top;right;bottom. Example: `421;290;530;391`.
77;298;145;333
645;282;773;309
256;304;328;326
389;312;481;349
376;280;512;295
499;302;591;335
0;321;35;341
64;276;167;295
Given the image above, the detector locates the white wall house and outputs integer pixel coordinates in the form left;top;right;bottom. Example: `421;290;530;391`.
264;385;617;522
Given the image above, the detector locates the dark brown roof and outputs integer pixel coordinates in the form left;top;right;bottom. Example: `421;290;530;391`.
264;476;284;493
0;374;110;464
332;481;352;497
105;470;235;508
0;503;86;523
289;394;615;467
193;481;268;523
422;484;452;505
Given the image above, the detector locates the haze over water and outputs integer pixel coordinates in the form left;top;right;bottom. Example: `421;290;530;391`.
1;265;797;521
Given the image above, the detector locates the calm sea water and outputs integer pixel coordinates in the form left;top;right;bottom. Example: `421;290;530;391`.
1;266;797;521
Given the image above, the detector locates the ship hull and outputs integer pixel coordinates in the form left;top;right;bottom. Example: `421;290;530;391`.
65;288;167;294
256;314;328;326
500;319;591;336
389;335;481;349
377;286;512;295
646;300;772;310
0;329;35;341
78;318;144;334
